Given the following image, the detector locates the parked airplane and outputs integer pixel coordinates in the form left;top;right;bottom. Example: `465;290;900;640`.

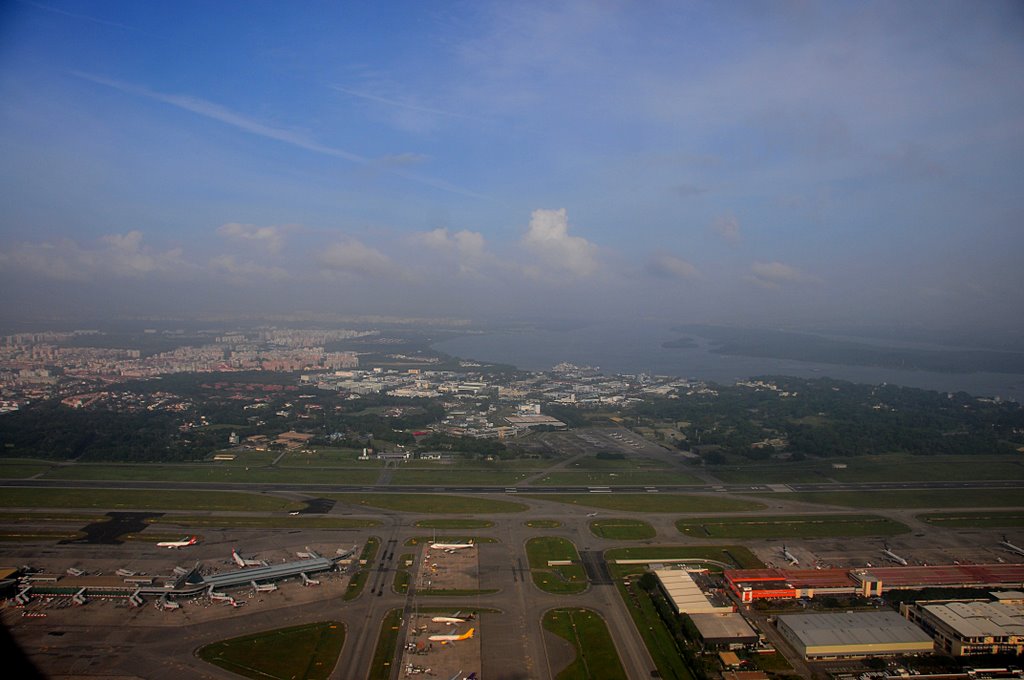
1000;535;1024;557
428;628;475;643
432;612;473;625
781;544;799;566
232;549;267;567
157;536;198;549
882;542;908;566
430;540;474;553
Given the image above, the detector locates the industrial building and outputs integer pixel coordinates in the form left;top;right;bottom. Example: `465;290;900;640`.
655;568;733;614
776;611;934;659
725;564;1024;602
902;600;1024;656
689;613;758;649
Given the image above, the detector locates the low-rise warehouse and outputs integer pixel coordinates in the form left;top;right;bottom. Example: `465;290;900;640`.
655;568;732;614
689;613;758;649
902;600;1024;656
776;611;934;659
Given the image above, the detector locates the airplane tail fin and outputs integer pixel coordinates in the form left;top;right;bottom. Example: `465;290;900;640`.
460;628;475;640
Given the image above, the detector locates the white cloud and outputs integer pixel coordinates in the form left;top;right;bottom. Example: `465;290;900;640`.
217;223;287;253
316;239;396;277
712;213;741;245
648;254;701;281
208;255;289;281
521;208;599;278
0;231;187;281
413;227;490;275
749;261;814;289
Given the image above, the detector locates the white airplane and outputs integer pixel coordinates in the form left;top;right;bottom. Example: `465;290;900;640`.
430;540;474;553
157;536;198;549
1000;535;1024;557
882;542;908;566
586;512;599;517
782;544;799;566
232;549;266;568
432;612;473;625
428;628;475;643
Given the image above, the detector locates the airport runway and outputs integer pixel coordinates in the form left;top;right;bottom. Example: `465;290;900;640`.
1;478;1021;494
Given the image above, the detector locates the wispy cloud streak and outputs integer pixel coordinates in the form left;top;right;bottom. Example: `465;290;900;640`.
73;72;482;198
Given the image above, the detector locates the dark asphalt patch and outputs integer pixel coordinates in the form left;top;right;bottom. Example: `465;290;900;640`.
299;498;336;514
578;550;613;585
61;511;164;545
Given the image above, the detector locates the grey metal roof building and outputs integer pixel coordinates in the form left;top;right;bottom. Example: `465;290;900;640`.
777;611;933;659
689;613;758;648
903;601;1024;656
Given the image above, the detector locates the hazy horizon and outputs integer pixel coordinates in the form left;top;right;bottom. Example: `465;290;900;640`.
2;2;1023;340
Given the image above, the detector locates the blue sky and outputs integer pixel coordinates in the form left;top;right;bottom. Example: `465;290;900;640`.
1;1;1022;336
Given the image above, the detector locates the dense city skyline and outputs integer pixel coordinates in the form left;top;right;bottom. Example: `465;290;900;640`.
1;1;1022;339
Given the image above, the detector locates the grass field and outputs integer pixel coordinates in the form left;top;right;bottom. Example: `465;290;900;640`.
367;609;403;680
327;493;527;514
534;470;702;486
605;545;766;570
525;519;562;528
918;511;1024;528
42;463;380;485
389;469;532;485
711;454;1024;485
0;511;106;523
525;494;763;513
754;489;1024;509
0;461;54;479
543;608;627;680
611;564;693;680
0;488;300;512
526;536;587;594
676;514;910;538
589;518;657;540
197;621;345;680
413;519;494;529
151;515;379;529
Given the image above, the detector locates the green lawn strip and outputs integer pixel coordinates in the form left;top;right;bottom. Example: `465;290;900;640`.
0;463;54;479
197;621;345;680
527;536;587;594
404;536;497;547
150;515;379;529
0;488;300;512
43;463;379;485
543;608;627;680
605;545;766;570
746;652;793;673
414;519;494;529
918;511;1024;528
524;493;763;513
525;519;562;528
393;569;410;594
367;609;403;680
710;455;1024;485
389;469;532;485
589;518;656;540
610;564;693;680
534;470;702;486
326;493;527;514
344;537;380;601
675;514;909;538
752;489;1024;509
